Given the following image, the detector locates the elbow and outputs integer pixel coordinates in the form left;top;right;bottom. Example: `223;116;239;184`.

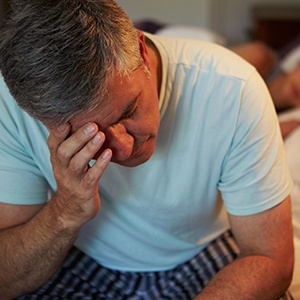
279;249;294;292
284;256;294;289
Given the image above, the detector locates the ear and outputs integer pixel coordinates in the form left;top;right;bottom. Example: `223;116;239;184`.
137;30;150;69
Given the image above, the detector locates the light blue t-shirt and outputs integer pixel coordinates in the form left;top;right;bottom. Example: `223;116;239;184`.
0;34;293;272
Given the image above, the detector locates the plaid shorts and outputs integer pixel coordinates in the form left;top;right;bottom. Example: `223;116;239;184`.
17;230;293;300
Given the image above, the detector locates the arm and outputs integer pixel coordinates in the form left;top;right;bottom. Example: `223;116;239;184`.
0;201;77;299
0;122;112;299
196;196;294;299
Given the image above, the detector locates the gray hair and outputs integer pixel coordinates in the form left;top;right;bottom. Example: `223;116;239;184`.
0;0;143;126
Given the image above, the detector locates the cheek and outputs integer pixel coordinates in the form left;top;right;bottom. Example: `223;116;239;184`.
142;105;160;134
147;91;160;125
135;98;160;132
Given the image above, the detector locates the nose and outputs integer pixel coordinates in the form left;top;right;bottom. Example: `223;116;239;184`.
104;123;134;161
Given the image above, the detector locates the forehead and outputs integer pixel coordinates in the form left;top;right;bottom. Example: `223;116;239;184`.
70;68;144;130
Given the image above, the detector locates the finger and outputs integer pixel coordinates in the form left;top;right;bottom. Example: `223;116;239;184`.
47;123;71;155
55;123;99;169
69;131;105;175
82;148;112;188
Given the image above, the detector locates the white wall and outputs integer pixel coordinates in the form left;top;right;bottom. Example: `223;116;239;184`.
115;0;212;28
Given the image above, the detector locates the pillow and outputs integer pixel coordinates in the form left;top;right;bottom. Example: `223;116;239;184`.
280;44;300;73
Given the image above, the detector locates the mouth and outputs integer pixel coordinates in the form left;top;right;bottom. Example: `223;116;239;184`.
131;142;146;158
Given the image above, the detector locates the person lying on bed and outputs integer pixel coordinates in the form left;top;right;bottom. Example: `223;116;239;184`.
233;43;300;138
0;1;294;299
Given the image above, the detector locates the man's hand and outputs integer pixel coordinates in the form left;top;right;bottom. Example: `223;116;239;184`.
0;122;112;299
47;122;112;229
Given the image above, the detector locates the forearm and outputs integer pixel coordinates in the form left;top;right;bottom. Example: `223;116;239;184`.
0;199;80;299
195;255;293;300
0;122;110;299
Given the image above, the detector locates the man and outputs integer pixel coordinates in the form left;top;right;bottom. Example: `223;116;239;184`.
0;0;294;299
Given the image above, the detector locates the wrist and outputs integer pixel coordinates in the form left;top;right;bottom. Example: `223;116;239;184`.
48;188;100;231
42;197;83;236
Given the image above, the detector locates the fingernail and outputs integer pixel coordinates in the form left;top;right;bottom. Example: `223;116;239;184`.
84;124;95;135
92;133;102;144
101;149;111;159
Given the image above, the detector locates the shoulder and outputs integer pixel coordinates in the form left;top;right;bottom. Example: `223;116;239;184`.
0;74;25;124
146;32;255;81
0;74;48;145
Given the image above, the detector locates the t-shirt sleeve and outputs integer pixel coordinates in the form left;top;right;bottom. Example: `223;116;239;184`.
0;80;50;205
218;71;293;216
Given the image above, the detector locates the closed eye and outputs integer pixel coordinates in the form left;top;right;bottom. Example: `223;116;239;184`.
118;96;139;122
123;104;138;119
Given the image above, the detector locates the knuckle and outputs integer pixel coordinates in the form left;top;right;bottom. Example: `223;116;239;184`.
68;159;83;174
56;146;69;160
47;137;56;152
57;175;74;192
82;172;97;188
